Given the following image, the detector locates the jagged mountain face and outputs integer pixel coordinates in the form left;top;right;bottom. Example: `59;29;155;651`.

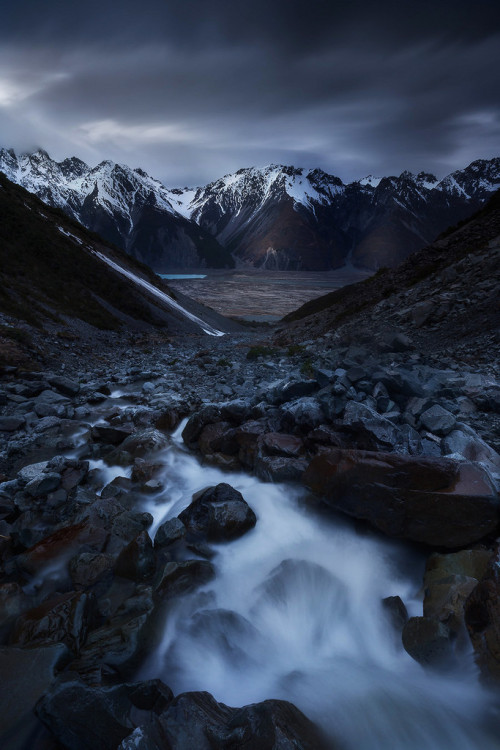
168;160;500;270
2;148;499;272
168;165;347;270
0;172;233;341
0;149;233;272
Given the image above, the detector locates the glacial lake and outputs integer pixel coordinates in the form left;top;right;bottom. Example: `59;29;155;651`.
163;267;373;322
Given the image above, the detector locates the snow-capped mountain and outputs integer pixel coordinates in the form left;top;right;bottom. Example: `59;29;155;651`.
1;148;499;271
167;159;500;270
0;148;233;271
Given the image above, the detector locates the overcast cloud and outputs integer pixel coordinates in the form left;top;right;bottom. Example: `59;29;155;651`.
1;0;499;186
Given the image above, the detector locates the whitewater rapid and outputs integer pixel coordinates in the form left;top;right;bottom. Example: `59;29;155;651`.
119;418;500;750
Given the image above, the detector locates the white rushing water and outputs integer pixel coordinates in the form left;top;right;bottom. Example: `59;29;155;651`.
91;250;225;336
134;420;500;750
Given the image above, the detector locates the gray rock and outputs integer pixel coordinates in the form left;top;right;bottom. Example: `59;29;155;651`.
267;379;320;406
17;460;50;484
48;376;80;397
0;644;70;742
343;400;402;450
155;518;186;548
0;416;25;432
25;472;61;497
420;405;456;436
36;389;69;404
402;616;453;666
280;397;325;433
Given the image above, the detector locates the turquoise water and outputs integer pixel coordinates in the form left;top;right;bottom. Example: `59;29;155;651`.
159;273;207;279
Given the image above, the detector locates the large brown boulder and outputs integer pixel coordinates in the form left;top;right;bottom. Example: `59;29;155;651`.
303;449;499;547
464;550;500;682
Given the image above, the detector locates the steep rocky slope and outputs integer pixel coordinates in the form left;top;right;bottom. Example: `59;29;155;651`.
281;189;500;372
0;149;233;272
0;173;238;368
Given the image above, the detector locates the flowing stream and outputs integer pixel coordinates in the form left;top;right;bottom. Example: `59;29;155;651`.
123;419;500;750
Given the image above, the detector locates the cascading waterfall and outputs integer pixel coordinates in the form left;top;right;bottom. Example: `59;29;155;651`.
125;418;500;750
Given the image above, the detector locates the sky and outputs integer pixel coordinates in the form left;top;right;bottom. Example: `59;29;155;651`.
1;0;499;187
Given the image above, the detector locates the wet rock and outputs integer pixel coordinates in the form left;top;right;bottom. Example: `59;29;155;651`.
16;523;108;575
234;420;268;468
0;416;25;432
134;691;328;750
260;432;304;458
92;424;135;445
10;591;94;653
280;397;325;433
423;574;478;633
155;560;215;600
424;549;493;588
36;675;161;750
267;379;320;406
131;458;162;484
442;426;500;476
154;518;186;548
113;429;169;459
198;422;238;456
25;471;61;498
182;405;222;446
420;405;456;436
304;449;499;547
402;616;453;666
48;376;80;397
73;585;156;675
179;483;257;542
382;595;409;631
255;456;308;483
464;551;500;682
343;401;402;451
0;644;70;744
69;552;115;589
115;531;156;581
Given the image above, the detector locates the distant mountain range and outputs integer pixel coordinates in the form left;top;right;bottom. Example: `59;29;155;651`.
1;148;499;271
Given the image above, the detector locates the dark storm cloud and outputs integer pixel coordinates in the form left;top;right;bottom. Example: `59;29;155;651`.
1;1;499;186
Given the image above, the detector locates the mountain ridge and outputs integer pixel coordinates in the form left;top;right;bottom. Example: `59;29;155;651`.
1;148;499;271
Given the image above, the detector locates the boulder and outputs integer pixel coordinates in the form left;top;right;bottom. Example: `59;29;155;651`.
0;644;70;743
36;676;172;750
198;422;238;456
280;397;325;433
10;591;94;653
260;432;304;458
112;429;169;459
0;416;25;432
115;531;156;581
382;595;409;631
92;424;135;445
48;376;80;397
402;616;453;666
343;401;402;451
155;560;215;600
179;483;257;542
131;691;328;750
420;405;456;436
303;449;499;547
255;456;308;483
424;574;478;633
154;518;186;548
182;405;222;446
424;549;493;587
267;379;320;406
464;551;500;682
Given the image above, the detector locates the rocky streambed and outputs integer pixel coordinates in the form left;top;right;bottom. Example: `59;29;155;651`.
1;329;500;749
